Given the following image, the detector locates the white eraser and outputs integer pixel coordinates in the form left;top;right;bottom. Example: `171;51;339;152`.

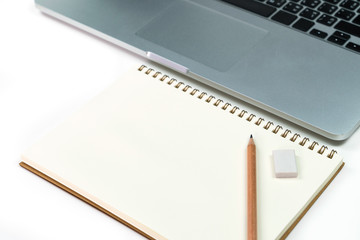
273;149;298;178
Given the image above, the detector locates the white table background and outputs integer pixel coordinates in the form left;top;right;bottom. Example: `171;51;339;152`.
1;2;359;239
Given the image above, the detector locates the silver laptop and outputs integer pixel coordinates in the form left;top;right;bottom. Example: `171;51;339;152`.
35;0;360;140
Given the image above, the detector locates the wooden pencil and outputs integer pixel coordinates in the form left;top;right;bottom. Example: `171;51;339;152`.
247;135;257;240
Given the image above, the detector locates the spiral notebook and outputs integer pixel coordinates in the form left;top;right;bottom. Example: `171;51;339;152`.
20;65;344;240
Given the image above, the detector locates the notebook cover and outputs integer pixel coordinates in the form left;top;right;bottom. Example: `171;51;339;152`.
19;161;344;240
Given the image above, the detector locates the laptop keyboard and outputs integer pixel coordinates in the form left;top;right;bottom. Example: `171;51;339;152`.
221;0;360;54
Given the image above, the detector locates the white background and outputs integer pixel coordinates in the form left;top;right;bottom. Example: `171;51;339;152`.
1;1;360;239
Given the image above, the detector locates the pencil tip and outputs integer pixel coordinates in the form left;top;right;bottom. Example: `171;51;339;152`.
250;134;253;138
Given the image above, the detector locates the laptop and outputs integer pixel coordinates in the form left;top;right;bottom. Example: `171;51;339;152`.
34;0;360;140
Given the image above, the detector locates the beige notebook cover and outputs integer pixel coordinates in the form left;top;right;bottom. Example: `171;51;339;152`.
21;65;344;240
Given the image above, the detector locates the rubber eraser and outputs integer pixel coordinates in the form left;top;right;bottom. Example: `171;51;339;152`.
273;149;298;178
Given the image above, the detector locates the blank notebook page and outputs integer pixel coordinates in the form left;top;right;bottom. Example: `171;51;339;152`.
22;66;343;240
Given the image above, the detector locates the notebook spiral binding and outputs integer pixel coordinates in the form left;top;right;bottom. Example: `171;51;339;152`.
138;65;338;159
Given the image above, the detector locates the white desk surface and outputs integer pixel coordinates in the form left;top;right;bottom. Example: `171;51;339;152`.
1;2;359;240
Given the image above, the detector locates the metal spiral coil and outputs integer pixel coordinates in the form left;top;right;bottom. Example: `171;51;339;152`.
152;72;161;78
238;110;247;118
205;95;215;103
309;141;319;150
138;65;338;159
273;125;283;134
167;78;176;85
327;150;337;159
255;118;264;126
214;99;223;107
318;145;328;154
190;89;199;96
264;121;274;130
198;92;207;99
230;106;239;114
299;137;309;146
145;68;154;75
160;75;169;81
290;133;300;142
175;82;184;88
281;129;291;138
247;114;256;122
222;103;231;110
183;85;191;92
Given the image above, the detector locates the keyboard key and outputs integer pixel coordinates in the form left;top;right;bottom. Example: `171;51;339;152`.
318;3;338;14
221;0;277;17
301;0;321;8
353;15;360;24
293;18;315;31
267;0;286;7
340;0;359;10
310;28;328;38
333;30;351;40
346;42;360;53
317;14;338;26
271;10;298;25
283;2;303;13
300;8;320;19
324;0;342;4
335;20;360;37
328;35;347;45
335;8;355;20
